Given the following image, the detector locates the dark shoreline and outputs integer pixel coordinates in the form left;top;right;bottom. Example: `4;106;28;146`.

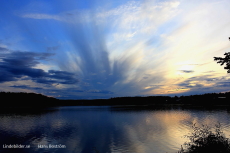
0;91;229;109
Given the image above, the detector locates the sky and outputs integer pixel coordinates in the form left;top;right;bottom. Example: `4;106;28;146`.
0;0;230;99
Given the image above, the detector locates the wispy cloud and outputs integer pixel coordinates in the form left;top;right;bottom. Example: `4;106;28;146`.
1;0;230;98
21;13;62;21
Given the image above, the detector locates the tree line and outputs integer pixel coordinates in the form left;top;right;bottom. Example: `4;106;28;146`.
1;91;229;107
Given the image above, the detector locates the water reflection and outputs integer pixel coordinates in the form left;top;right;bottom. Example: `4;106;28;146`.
0;106;230;153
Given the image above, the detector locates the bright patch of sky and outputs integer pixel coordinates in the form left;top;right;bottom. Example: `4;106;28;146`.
0;0;230;99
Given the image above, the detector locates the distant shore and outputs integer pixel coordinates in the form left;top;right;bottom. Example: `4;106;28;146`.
0;91;229;109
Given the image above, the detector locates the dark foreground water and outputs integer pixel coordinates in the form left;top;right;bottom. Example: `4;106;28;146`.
0;106;230;153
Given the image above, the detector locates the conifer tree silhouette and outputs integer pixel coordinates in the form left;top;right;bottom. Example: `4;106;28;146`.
214;38;230;73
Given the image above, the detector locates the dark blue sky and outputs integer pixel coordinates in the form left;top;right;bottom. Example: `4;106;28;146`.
0;0;230;99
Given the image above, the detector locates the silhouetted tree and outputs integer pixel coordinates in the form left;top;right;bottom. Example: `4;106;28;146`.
214;52;230;73
178;123;230;153
214;38;230;73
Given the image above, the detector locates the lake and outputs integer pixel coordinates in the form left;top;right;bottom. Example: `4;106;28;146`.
0;106;230;153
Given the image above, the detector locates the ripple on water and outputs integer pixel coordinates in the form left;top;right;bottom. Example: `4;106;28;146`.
0;107;230;153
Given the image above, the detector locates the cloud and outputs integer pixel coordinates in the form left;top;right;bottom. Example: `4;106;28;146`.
0;71;17;83
180;70;194;73
34;70;79;85
86;90;113;94
174;74;230;95
53;0;180;96
0;49;78;85
0;46;9;52
4;0;230;99
21;13;62;21
56;0;230;97
9;85;43;90
47;46;59;52
0;51;51;82
215;81;230;87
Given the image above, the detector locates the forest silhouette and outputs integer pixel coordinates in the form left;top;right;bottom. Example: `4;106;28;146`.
0;91;229;108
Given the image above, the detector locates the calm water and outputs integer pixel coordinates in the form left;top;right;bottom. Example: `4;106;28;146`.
0;106;230;153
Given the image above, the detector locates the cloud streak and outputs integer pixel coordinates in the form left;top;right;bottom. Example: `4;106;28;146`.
1;0;230;99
